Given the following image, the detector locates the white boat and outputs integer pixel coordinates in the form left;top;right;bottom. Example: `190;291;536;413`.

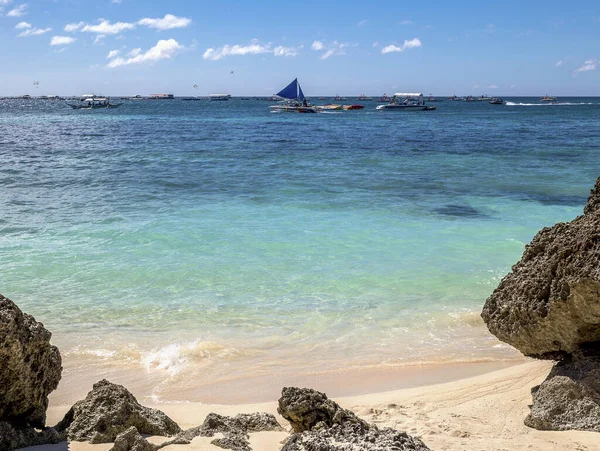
209;94;231;101
376;93;436;111
540;95;557;102
270;79;316;113
68;95;121;109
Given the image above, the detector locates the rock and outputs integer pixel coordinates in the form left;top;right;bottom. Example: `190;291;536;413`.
180;412;282;451
0;421;63;451
56;379;181;443
277;387;368;433
281;422;431;451
110;426;156;451
278;388;430;451
0;293;62;428
525;350;600;432
482;178;600;359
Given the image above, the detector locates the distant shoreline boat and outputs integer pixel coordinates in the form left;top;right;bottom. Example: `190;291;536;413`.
209;94;232;101
149;94;174;100
68;95;121;109
358;94;373;101
540;95;557;102
376;93;436;111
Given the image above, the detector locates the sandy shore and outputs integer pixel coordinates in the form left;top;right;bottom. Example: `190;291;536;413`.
27;360;597;451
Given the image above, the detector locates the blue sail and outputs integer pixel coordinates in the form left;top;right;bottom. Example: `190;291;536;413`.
276;78;300;100
298;84;305;100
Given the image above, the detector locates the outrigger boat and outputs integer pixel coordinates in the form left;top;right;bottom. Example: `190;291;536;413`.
270;78;316;113
68;95;121;109
376;93;436;111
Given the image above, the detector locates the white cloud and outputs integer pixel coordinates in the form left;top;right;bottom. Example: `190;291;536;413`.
372;42;379;48
381;38;422;54
82;19;135;34
273;45;299;57
50;35;76;46
93;35;105;45
486;24;496;33
107;49;120;59
399;20;413;25
128;47;141;57
64;22;85;32
18;26;51;37
138;14;191;30
510;84;516;89
107;38;182;67
15;21;30;28
7;3;27;16
555;60;564;67
574;59;597;73
310;40;351;59
358;19;367;27
0;0;13;5
311;40;325;51
487;84;498;89
472;84;480;89
203;43;270;60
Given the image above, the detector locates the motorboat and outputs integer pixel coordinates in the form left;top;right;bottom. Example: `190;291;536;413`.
464;95;475;102
426;94;442;102
332;95;347;101
209;94;232;101
489;98;504;105
477;95;492;101
342;104;365;110
377;93;389;102
68;95;121;109
315;104;343;111
358;94;373;101
375;93;435;111
270;78;316;113
540;95;557;102
149;94;174;99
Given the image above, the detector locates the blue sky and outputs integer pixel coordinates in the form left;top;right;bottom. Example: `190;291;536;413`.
1;0;599;96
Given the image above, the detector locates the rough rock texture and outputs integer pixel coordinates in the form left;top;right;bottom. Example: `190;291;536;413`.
0;293;62;428
482;178;600;359
0;422;64;451
525;350;600;432
278;387;368;433
281;422;431;451
109;426;157;451
180;412;282;451
56;379;181;443
278;387;430;451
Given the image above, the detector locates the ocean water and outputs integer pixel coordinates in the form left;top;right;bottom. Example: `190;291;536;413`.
1;97;599;403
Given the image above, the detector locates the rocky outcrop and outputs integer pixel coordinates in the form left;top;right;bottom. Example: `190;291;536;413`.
482;178;600;359
0;421;63;451
524;350;600;432
56;379;181;443
277;386;368;433
181;412;282;451
278;387;430;451
109;426;157;451
0;293;62;429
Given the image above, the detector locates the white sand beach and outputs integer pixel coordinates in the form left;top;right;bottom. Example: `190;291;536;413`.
36;360;598;451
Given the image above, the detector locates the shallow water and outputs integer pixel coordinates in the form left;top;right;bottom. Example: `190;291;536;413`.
1;97;599;402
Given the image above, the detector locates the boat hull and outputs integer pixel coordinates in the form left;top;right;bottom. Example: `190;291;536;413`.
376;104;434;111
68;103;122;109
270;106;316;113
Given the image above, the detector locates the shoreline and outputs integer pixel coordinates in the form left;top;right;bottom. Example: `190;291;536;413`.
48;357;524;406
42;360;598;451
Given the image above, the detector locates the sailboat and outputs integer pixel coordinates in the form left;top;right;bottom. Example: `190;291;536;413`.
270;78;316;113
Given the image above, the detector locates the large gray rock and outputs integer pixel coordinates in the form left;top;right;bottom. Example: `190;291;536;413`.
0;293;62;428
56;379;181;443
278;387;430;451
278;387;368;433
525;350;600;432
482;177;600;359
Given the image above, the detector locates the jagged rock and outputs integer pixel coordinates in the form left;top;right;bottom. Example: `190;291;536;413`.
0;421;63;451
55;379;181;443
179;412;282;451
277;387;368;433
278;388;430;451
281;420;431;451
0;293;62;428
210;434;251;451
525;350;600;432
482;177;600;359
110;426;156;451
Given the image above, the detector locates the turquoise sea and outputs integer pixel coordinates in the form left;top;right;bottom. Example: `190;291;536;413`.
1;97;599;403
